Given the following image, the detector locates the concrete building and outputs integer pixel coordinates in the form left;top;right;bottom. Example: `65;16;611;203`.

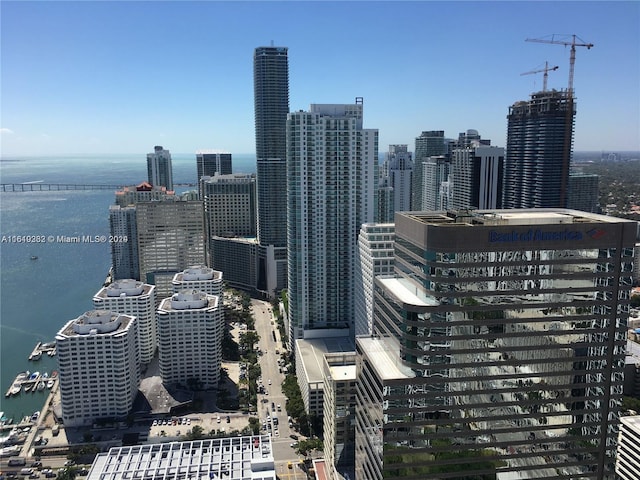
200;173;256;267
451;145;504;210
157;290;223;390
287;100;377;341
617;416;640;480
196;150;232;181
422;155;451;211
378;145;412;222
322;352;358;480
412;131;446;210
294;336;355;417
354;223;395;337
147;146;174;191
109;205;139;281
86;436;276;480
56;310;139;427
172;265;223;297
355;209;636;479
210;237;258;293
114;182;176;207
136;199;205;298
254;45;289;297
93;280;157;366
503;90;575;209
568;172;600;213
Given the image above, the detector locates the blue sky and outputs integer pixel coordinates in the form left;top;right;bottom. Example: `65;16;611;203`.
1;1;639;155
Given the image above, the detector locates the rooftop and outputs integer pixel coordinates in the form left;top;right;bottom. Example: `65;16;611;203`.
87;436;276;480
296;336;355;384
356;336;414;381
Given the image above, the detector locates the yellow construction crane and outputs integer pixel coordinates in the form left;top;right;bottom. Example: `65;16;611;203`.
520;62;559;92
525;34;594;96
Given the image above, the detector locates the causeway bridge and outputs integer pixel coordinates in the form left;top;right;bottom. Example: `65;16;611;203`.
1;183;123;192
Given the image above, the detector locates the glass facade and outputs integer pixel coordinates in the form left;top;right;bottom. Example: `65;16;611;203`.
356;209;636;479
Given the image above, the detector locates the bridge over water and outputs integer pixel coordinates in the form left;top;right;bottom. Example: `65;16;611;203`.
1;183;124;192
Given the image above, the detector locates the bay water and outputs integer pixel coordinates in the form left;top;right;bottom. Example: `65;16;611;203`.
0;153;255;422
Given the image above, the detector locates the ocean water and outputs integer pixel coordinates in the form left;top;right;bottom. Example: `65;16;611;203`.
0;154;256;422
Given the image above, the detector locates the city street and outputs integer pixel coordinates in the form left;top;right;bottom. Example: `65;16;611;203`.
251;300;307;468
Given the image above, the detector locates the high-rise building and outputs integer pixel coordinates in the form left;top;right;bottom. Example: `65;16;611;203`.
503;90;575;209
115;182;176;207
451;145;504;210
201;173;256;263
157;290;223;390
377;145;412;222
136;199;205;298
56;310;139;427
322;352;358;480
356;209;635;479
172;265;223;297
287;100;377;340
422;155;451;211
109;205;139;281
412;131;446;210
568;172;600;213
354;223;395;337
93;280;157;366
196;151;232;181
617;415;640;480
147;146;174;191
254;45;289;297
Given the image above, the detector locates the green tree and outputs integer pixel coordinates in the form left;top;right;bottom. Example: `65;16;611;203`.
56;467;77;480
248;416;260;435
239;330;260;353
186;425;205;440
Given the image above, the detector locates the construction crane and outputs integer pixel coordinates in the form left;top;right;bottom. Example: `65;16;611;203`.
525;34;594;96
520;62;559;92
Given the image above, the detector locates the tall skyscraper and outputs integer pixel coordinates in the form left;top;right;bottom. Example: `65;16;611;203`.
56;310;139;427
503;89;575;209
254;46;289;296
412;130;446;210
377;145;412;222
451;145;504;210
109;205;139;281
287;100;377;341
196;150;232;181
93;280;157;366
354;223;395;337
157;290;222;390
147;146;174;191
355;209;635;479
422;155;451;211
568;172;600;213
135;199;205;298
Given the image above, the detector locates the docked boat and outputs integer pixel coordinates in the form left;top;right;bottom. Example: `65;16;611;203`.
31;411;40;422
28;372;40;381
23;384;33;393
10;384;21;396
46;379;54;389
29;351;42;361
37;381;45;391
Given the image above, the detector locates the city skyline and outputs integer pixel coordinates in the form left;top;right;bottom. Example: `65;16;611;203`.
1;1;639;156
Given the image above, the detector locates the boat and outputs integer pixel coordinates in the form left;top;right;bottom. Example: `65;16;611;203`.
10;385;21;396
29;351;42;361
31;411;40;422
24;384;33;393
46;380;54;389
37;381;45;391
31;255;38;260
28;372;40;380
42;372;49;379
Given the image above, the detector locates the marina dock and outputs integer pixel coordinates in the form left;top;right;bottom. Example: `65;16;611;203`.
28;341;56;361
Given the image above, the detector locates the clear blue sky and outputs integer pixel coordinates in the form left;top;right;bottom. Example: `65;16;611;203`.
1;1;639;155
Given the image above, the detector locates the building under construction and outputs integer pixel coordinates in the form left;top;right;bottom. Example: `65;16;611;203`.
503;89;576;209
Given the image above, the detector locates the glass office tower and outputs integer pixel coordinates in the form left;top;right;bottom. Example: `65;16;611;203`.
356;209;636;480
253;45;289;295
